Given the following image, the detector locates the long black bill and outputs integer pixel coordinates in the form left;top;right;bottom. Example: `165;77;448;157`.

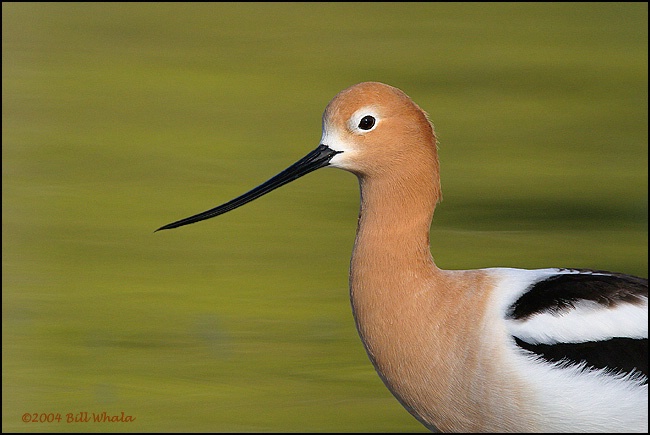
156;144;341;232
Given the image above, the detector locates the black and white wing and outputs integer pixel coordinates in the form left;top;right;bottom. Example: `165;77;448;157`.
505;268;648;380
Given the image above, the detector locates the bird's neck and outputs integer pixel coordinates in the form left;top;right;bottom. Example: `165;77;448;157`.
349;171;444;346
350;173;441;302
347;171;529;432
347;174;482;431
348;172;449;428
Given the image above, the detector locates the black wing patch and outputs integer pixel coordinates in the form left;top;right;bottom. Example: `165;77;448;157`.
507;269;648;321
508;269;648;381
514;336;648;382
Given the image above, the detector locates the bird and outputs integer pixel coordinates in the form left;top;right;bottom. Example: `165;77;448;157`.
157;82;648;432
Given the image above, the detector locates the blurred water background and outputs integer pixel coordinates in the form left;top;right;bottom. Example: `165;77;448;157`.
3;3;647;432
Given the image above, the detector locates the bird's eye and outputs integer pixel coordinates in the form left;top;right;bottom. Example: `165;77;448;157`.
358;115;376;131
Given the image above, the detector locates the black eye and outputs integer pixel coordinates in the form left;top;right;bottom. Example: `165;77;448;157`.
358;115;376;130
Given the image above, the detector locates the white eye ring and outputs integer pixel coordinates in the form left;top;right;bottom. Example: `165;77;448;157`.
349;108;380;133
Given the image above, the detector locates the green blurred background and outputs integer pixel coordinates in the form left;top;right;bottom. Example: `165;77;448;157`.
3;3;647;432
